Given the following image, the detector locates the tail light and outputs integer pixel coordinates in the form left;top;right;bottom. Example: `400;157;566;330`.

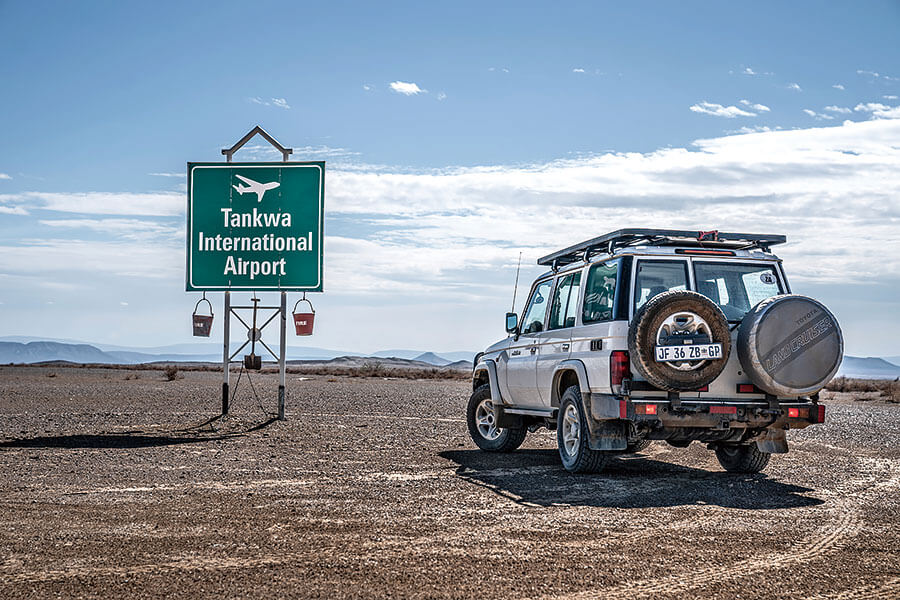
811;404;826;423
611;350;631;394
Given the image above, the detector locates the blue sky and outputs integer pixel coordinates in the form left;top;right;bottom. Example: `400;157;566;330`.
1;1;899;355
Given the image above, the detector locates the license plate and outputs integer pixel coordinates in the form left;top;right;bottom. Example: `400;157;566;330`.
655;343;723;362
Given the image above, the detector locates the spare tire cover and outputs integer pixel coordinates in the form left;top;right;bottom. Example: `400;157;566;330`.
737;295;843;396
628;290;731;392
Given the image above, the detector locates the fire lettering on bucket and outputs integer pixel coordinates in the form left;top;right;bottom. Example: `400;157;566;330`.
223;256;287;280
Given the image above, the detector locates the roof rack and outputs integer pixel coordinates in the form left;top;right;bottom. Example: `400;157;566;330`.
537;228;786;268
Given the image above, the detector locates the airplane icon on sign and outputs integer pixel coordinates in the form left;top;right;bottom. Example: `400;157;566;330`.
232;174;280;202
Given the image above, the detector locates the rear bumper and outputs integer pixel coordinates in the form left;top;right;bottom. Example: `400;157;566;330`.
589;393;824;430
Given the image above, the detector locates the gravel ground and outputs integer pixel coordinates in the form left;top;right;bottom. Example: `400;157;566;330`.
1;365;898;599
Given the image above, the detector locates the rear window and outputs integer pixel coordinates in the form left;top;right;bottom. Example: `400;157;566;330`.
633;260;689;312
583;261;618;323
694;262;782;321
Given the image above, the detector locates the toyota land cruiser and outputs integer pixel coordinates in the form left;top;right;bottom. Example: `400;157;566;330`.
468;229;842;473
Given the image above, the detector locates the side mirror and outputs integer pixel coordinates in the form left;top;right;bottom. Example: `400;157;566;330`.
505;312;518;334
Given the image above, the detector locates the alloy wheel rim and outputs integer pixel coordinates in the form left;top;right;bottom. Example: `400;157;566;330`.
562;404;580;456
475;399;502;440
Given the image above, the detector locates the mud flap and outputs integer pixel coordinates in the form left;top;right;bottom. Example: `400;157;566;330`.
582;392;628;451
755;428;788;454
494;406;524;429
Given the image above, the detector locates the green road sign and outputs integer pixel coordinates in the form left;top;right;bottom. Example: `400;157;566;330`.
186;162;324;291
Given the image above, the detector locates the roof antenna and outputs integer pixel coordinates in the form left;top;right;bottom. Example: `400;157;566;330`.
510;252;523;313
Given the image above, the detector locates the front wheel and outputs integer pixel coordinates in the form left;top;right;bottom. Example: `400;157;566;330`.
714;443;771;473
557;386;610;473
466;385;526;452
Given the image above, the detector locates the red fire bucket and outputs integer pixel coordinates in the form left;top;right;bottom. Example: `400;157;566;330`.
292;298;315;336
192;297;214;337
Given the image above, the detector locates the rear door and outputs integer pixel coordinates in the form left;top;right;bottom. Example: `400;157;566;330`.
536;270;581;405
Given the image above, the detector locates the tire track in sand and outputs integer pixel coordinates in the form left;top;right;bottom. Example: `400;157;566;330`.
541;454;900;600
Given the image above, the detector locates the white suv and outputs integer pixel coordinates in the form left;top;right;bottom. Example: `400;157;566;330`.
469;229;842;474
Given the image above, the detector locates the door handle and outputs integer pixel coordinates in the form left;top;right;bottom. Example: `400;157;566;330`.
562;343;570;352
530;347;537;355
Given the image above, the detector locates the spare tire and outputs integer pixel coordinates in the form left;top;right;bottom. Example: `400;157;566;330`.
628;290;731;392
737;295;843;396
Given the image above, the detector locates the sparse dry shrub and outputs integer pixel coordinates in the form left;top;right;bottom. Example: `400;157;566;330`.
825;376;899;401
163;366;180;381
360;361;385;377
46;372;57;378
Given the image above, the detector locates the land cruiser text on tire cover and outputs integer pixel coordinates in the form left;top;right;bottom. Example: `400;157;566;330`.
737;294;843;396
469;229;842;474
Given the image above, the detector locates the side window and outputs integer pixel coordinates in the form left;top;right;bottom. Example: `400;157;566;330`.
548;272;582;330
633;261;688;311
521;279;552;334
583;261;618;323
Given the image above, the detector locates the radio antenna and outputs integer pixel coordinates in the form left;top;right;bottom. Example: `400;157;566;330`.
510;251;523;312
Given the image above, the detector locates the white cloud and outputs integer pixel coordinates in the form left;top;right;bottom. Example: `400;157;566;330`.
0;239;182;280
832;84;845;90
321;117;900;303
38;218;182;242
148;172;185;178
689;102;756;118
824;105;852;114
853;102;900;119
857;69;899;82
803;109;834;121
0;205;28;215
363;84;373;91
572;68;585;73
0;191;183;216
885;95;899;100
787;83;802;91
389;81;426;95
743;67;757;75
0;173;11;180
249;97;291;109
437;92;447;101
739;100;770;112
727;125;776;135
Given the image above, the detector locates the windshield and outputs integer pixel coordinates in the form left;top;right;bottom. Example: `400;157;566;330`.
693;262;783;321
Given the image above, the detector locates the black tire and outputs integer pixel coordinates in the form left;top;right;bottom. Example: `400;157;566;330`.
625;439;652;453
466;384;527;452
737;294;843;396
714;444;771;473
557;386;609;473
628;290;731;392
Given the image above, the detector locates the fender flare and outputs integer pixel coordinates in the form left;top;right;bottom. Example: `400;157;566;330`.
551;360;591;407
474;359;505;405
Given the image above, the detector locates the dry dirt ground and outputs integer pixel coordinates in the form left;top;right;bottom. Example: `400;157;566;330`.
1;366;898;599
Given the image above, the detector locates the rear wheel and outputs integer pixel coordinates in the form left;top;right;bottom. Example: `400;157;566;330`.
714;443;771;473
557;386;609;473
466;384;526;452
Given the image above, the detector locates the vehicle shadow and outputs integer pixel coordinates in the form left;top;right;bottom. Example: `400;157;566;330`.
439;449;824;510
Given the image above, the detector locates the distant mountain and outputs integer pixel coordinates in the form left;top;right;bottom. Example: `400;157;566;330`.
0;339;474;369
414;352;452;366
838;356;900;380
884;356;900;368
371;349;475;362
0;341;112;364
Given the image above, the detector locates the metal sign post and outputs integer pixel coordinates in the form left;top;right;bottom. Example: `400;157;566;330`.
187;126;324;420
